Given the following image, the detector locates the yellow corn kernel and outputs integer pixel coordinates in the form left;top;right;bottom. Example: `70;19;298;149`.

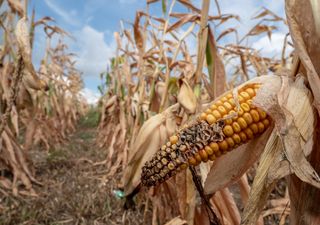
210;142;219;152
262;118;270;127
237;95;245;103
241;103;251;112
218;105;227;116
200;112;207;120
232;133;241;144
205;108;212;114
243;112;253;125
194;153;202;163
228;109;237;116
223;115;233;125
218;140;229;152
199;150;208;162
240;91;250;100
226;93;233;99
249;123;259;134
228;98;236;107
239;131;247;142
237;117;248;129
223;102;233;111
206;114;217;125
188;157;198;166
250;109;260;122
244;128;254;139
215;100;223;106
223;125;234;137
226;137;235;149
257;108;267;119
212;110;222;119
205;146;214;156
221;97;228;102
231;121;241;133
245;88;255;97
237;108;244;117
257;122;265;133
210;104;217;111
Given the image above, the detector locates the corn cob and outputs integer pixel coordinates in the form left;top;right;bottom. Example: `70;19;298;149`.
141;83;271;187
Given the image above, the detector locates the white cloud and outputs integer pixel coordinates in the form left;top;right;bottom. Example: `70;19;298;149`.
80;88;101;105
72;25;116;77
44;0;80;26
252;32;293;58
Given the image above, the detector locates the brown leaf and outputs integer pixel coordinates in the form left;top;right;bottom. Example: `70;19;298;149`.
133;12;144;53
177;78;197;114
147;0;160;4
7;0;24;17
166;14;198;33
216;28;237;42
248;25;277;40
177;0;201;13
241;131;283;225
33;16;55;27
252;7;284;22
206;26;226;98
286;0;320;116
16;18;47;91
164;216;187;225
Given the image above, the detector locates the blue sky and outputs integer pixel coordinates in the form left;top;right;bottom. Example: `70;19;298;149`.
28;0;288;103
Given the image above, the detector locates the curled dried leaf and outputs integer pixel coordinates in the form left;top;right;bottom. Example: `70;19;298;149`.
177;78;197;114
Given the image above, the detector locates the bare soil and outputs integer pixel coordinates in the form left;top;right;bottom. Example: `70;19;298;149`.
0;119;147;225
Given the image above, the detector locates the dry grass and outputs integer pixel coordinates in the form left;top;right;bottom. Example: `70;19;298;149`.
0;119;151;225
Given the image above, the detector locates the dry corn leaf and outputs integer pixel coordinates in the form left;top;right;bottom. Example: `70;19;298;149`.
286;0;320;115
164;216;187;225
33;16;54;27
10;106;19;136
177;0;201;14
7;0;24;17
241;131;283;225
195;1;210;84
133;12;144;53
310;0;320;36
252;7;284;22
242;75;318;224
216;28;237;42
147;0;160;4
247;25;277;40
16;18;46;91
177;78;197;114
175;170;197;225
206;26;226;98
166;14;198;33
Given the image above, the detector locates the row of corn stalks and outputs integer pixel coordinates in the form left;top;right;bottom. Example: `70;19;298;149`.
98;0;320;224
0;0;87;196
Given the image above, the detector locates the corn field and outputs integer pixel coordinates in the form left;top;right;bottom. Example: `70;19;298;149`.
1;0;320;224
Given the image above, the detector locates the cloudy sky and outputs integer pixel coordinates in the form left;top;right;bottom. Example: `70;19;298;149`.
29;0;289;104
